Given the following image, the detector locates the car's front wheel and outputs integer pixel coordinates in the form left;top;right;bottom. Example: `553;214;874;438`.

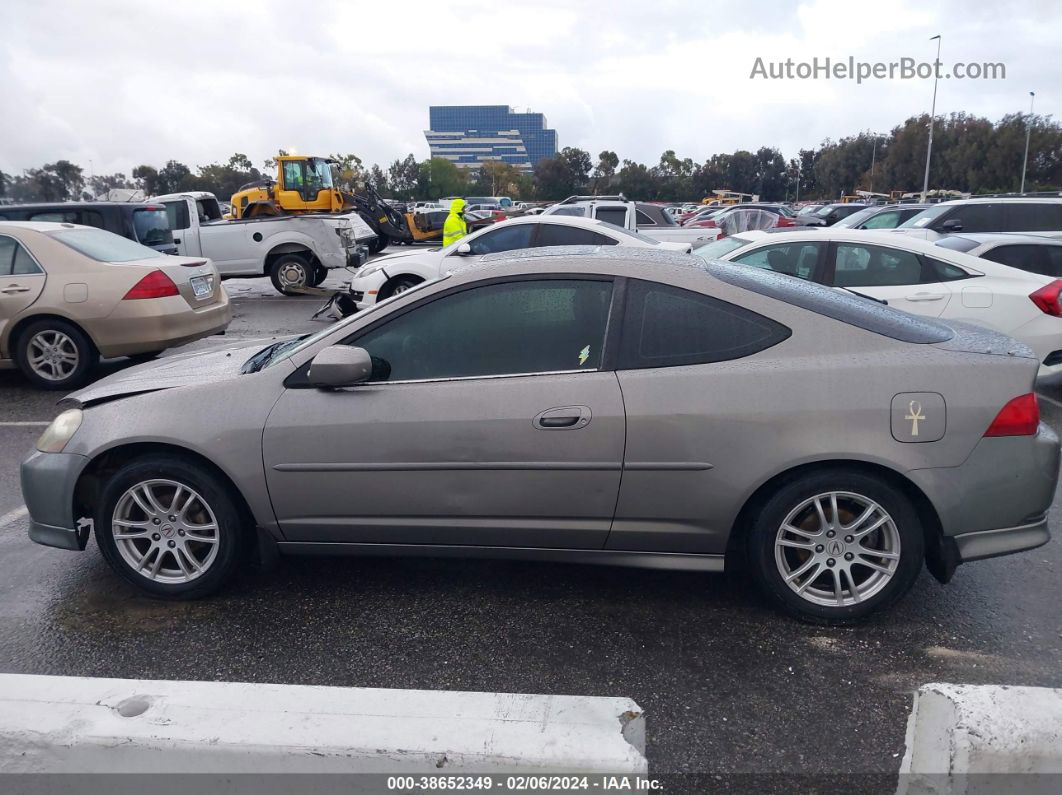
95;456;244;599
747;469;923;624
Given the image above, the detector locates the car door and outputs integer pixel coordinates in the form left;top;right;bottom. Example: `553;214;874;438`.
263;277;624;549
608;278;793;554
0;234;47;350
728;241;826;281
826;242;953;316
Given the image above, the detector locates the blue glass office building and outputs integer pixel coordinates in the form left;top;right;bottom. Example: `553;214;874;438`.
425;105;558;173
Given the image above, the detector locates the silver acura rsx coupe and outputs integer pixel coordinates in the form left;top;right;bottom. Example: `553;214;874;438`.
21;247;1059;623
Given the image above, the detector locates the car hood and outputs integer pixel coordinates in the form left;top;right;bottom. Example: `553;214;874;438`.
62;338;288;408
373;248;441;265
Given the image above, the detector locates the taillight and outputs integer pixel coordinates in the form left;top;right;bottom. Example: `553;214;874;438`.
984;393;1040;437
123;270;179;300
775;216;796;227
1029;280;1062;316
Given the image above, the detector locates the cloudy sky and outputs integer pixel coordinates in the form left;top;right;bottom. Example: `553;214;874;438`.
1;0;1056;177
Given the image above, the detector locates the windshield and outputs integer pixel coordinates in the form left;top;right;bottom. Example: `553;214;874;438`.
833;207;879;228
132;208;175;247
48;228;164;262
692;236;752;259
596;220;659;245
252;278;443;371
813;205;838;218
307;159;335;190
899;204;950;228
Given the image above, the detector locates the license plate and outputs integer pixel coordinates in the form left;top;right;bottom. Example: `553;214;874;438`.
191;275;213;298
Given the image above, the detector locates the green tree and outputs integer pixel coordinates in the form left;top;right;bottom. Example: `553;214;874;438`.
387;154;421;200
591;150;619;193
417;157;468;199
559;147;592;190
329;153;364;191
615;159;656;199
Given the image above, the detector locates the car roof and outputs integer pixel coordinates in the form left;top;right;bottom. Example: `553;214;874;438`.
941;233;1062;246
0;201;156;210
502;214;625;231
0;220;85;232
935;196;1062;205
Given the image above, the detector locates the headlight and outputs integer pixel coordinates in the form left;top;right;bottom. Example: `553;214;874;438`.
37;409;83;453
357;262;385;279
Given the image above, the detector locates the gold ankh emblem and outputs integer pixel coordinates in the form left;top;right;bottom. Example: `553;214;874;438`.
905;400;926;436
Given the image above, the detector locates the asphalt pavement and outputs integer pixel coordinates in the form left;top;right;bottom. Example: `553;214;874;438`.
1;260;1061;791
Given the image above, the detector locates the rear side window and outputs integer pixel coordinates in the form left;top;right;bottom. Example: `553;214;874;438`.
28;210;105;229
981;244;1052;275
924;257;973;281
537;224;617;247
707;262;954;344
550;207;585;217
832;244;929;287
1008;203;1062;232
0;235;44;276
618;279;790;369
635;209;656;225
133;208;175;246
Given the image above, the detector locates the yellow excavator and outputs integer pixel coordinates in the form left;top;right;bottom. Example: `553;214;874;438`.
230;155;353;219
230;155;498;253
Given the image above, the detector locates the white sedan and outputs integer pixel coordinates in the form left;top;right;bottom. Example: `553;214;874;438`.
695;229;1062;375
347;215;691;311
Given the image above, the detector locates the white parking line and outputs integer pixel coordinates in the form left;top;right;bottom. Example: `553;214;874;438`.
0;506;28;530
0;421;49;427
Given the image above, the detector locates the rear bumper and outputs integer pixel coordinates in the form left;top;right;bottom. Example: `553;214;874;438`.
953;517;1050;562
21;450;89;551
93;291;232;357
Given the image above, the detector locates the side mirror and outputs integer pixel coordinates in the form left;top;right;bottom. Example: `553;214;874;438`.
456;242;472;256
308;345;372;388
939;218;963;232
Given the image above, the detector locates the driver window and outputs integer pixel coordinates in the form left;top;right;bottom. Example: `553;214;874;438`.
349;279;613;382
283;162;303;190
466;224;535;255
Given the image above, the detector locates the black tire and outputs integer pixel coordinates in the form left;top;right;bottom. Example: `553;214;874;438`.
95;455;244;599
15;318;99;390
746;469;923;624
368;234;389;254
312;265;328;287
268;254;313;295
388;276;422;298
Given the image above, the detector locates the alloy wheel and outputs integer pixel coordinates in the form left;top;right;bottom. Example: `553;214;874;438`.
27;330;79;381
111;479;220;584
774;491;901;607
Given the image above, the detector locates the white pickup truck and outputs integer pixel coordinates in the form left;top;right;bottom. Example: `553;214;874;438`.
152;191;376;295
542;196;719;245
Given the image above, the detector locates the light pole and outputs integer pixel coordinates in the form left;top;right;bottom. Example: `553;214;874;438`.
868;131;887;194
1020;91;1036;194
921;34;942;202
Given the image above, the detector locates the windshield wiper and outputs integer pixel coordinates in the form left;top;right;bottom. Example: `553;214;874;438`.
839;287;888;305
241;336;307;373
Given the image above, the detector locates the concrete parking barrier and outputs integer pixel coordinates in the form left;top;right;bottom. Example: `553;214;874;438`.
898;683;1062;794
0;674;646;774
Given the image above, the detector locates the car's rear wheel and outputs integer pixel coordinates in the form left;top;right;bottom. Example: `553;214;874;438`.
747;470;923;624
15;318;98;390
269;254;313;295
95;456;244;599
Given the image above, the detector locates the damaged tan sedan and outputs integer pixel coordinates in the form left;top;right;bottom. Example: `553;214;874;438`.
0;221;231;389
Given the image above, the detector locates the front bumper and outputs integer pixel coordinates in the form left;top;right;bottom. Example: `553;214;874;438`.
348;269;388;311
21;450;89;551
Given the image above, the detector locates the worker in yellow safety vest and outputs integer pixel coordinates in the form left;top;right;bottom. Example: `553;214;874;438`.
442;198;468;246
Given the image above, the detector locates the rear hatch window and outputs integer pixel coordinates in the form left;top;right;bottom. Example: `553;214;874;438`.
708;262;954;343
48;228;164;262
133;207;175;248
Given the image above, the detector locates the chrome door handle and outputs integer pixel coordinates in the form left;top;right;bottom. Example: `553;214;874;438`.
0;286;31;294
906;293;944;301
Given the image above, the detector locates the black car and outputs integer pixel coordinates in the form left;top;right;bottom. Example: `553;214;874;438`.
898;198;1062;237
0;202;177;253
798;203;869;227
